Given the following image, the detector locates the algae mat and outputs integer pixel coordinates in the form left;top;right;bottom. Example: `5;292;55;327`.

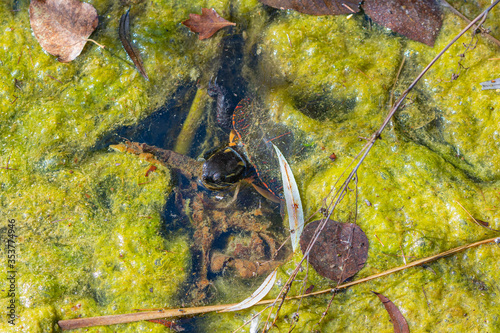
1;0;499;332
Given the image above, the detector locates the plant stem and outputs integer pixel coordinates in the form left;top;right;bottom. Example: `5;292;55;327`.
174;87;208;155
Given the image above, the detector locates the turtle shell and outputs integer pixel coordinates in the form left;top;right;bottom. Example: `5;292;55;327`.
231;98;295;199
201;144;250;191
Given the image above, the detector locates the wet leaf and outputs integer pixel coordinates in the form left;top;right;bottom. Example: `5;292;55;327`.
119;9;149;80
182;8;236;40
372;292;410;333
300;219;368;281
219;268;277;312
363;0;442;46
273;144;304;252
29;0;98;62
258;0;360;15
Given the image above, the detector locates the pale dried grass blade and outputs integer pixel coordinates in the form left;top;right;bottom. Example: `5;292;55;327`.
480;78;500;90
219;269;277;313
273;144;304;252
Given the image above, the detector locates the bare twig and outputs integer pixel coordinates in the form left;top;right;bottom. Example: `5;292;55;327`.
440;0;500;47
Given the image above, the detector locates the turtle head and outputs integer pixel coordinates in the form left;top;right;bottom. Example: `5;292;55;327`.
200;146;248;191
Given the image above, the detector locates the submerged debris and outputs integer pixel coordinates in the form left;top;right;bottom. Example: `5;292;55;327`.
111;141;287;301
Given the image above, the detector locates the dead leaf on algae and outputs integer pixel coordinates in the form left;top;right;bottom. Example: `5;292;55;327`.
29;0;99;62
182;8;236;40
299;219;368;282
372;291;410;333
364;0;442;46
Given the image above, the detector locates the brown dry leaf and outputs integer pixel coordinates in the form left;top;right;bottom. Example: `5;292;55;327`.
299;219;368;282
29;0;99;62
258;0;360;15
363;0;442;46
182;8;236;40
372;292;410;333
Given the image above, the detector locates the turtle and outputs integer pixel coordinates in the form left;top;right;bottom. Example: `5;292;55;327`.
201;96;294;203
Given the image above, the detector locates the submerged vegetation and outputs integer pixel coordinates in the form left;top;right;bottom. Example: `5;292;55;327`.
0;0;499;332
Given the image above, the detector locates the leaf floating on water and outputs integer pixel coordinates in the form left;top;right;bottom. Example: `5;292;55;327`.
182;8;236;40
119;9;149;80
29;0;99;62
273;144;304;252
372;292;410;333
299;219;368;281
258;0;360;15
219;268;277;312
363;0;442;46
480;78;500;90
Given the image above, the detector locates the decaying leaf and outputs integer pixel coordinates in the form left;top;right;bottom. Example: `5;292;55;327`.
299;219;368;281
257;0;442;45
273;144;304;252
182;8;236;40
372;292;410;333
363;0;442;46
258;0;360;15
219;268;277;312
29;0;99;62
119;9;149;80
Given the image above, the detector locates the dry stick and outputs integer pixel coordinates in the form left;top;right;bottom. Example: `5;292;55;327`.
58;236;500;330
261;2;500;331
388;56;406;108
440;0;500;48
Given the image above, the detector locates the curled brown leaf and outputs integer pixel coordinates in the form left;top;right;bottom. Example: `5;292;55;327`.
29;0;99;62
372;292;410;333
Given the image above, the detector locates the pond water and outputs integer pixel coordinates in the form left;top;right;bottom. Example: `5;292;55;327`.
0;0;499;332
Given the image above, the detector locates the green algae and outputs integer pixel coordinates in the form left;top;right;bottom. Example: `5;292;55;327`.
1;0;500;332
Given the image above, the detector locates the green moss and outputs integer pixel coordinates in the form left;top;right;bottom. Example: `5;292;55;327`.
1;0;500;332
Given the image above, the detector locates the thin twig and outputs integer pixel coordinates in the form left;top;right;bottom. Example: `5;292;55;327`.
389;56;406;108
440;0;500;48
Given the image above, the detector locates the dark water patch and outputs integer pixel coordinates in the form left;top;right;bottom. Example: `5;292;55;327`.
92;82;197;152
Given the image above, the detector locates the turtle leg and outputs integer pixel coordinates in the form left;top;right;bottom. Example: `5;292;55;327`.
217;182;241;209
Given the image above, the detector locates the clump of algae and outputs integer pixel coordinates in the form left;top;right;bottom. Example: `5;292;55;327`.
1;0;500;332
